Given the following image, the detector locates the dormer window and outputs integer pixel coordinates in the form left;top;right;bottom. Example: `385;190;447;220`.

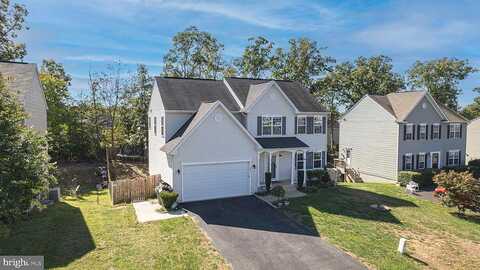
261;116;283;135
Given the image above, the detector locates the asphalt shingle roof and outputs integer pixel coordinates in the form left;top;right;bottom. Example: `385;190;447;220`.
255;137;309;149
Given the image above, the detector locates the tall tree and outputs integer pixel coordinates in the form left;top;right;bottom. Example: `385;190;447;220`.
271;38;335;88
407;58;477;110
0;0;28;61
234;36;273;78
163;26;225;79
316;55;405;109
0;75;56;223
462;87;480;120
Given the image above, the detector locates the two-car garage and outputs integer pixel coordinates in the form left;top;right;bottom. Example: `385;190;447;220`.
181;161;251;202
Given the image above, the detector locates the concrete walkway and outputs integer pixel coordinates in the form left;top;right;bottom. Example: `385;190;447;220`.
133;200;186;223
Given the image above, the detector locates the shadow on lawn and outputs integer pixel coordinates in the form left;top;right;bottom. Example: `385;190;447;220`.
288;185;418;226
0;201;95;268
451;212;480;225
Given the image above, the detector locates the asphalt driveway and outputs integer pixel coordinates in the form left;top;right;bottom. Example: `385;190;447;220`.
183;196;366;270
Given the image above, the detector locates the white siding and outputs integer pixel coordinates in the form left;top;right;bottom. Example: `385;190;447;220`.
173;106;259;201
24;70;47;134
148;84;167;176
467;118;480;162
339;96;399;181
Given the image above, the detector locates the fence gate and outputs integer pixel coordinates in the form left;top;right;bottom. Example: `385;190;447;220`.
109;175;161;204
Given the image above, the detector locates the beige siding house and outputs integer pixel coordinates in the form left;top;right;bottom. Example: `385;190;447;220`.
339;91;468;182
0;61;47;134
467;117;480;162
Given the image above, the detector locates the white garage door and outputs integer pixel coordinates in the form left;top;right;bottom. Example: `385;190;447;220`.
182;161;251;202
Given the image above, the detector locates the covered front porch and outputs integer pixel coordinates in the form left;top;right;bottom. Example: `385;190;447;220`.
255;137;310;189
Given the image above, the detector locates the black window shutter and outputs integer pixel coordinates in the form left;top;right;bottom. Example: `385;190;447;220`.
446;151;449;166
417;125;420;140
431;124;434;139
425;125;429;140
460;124;463;138
425;153;429;168
282;116;286;135
403;125;407;140
439;125;442;139
412;125;416;140
402;155;406;170
306;116;314;134
322;116;326;134
459;151;462;166
306;152;313;169
412;155;415;170
322;151;326;168
257;116;262;136
447;125;450;139
294;116;297;134
416;154;419;169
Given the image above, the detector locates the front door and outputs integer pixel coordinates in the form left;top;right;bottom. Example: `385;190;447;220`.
431;152;440;169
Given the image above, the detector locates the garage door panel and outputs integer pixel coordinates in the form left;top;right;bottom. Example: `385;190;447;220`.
182;161;250;202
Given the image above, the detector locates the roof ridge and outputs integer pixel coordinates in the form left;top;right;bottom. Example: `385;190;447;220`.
226;77;293;82
156;76;220;81
0;60;30;65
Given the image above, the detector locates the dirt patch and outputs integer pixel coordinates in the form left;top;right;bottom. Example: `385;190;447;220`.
389;227;480;269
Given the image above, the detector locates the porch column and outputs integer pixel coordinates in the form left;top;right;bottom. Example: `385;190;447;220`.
303;150;307;187
257;151;261;188
268;151;272;172
290;151;295;185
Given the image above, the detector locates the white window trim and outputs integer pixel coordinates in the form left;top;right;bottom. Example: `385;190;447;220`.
432;123;440;139
261;115;284;136
430;151;441;168
419;123;427;139
449;123;461;139
404;153;413;170
296;116;307;134
405;124;414;140
448;150;460;166
417;152;426;169
313;151;322;169
313;116;322;134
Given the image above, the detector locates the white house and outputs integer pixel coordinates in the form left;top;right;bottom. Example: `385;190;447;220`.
338;91;468;182
0;61;47;134
467;117;480;162
148;77;329;202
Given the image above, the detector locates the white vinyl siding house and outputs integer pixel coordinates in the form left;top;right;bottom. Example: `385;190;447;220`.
339;96;399;182
467;118;480;162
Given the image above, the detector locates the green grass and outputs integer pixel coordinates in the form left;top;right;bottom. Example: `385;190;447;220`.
0;190;228;270
284;183;480;270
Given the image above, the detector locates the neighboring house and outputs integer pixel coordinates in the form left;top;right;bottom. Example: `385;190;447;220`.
338;91;468;182
0;61;47;134
148;77;328;202
467;117;480;162
328;120;339;148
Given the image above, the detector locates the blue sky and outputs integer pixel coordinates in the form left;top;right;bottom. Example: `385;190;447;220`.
17;0;480;107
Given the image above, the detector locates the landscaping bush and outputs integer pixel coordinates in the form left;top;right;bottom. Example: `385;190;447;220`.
297;170;304;189
433;170;480;214
265;172;272;192
398;171;423;187
307;169;330;183
271;186;286;202
158;191;179;210
468;159;480;167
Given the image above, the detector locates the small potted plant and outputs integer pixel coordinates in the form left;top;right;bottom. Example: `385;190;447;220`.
271;186;286;207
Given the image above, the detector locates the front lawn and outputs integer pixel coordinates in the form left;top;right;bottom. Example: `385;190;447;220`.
0;189;229;270
284;183;480;270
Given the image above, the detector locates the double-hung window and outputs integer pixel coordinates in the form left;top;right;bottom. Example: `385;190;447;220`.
419;124;427;139
160;116;165;137
297;116;306;134
432;124;440;139
262;116;282;135
313;116;322;134
405;124;413;140
404;154;413;170
448;150;460;166
418;153;426;169
296;152;304;170
313;152;322;168
154;117;157;136
449;123;461;139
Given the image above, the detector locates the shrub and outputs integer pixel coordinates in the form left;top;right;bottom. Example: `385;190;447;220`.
468;159;480;167
307;170;330;183
433;170;480;214
271;186;286;202
398;171;423;187
158;191;179;210
265;172;272;192
297;170;304;189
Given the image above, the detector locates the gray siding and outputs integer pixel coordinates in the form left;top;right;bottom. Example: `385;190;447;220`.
339;96;398;181
398;96;467;168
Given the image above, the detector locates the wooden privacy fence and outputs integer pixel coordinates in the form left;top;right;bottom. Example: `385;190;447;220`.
109;175;162;204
